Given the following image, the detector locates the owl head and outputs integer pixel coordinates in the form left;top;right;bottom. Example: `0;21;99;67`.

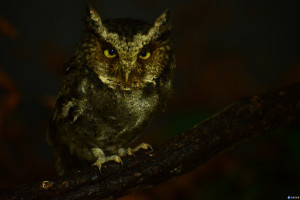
81;5;174;90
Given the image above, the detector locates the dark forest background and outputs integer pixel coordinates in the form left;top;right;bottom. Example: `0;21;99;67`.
0;0;299;199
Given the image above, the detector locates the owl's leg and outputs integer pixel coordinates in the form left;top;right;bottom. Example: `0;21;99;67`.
118;143;153;157
91;148;123;171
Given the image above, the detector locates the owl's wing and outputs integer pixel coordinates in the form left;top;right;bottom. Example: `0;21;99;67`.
47;61;90;146
51;95;87;124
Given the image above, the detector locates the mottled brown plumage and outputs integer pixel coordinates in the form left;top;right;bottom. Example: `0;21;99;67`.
47;5;175;175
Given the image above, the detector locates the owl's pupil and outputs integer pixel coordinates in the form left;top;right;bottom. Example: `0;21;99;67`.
108;49;115;55
140;51;147;57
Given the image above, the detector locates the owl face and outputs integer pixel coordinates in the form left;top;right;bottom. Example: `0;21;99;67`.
83;5;173;90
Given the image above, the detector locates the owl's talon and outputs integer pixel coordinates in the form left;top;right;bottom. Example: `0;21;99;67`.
127;148;134;156
133;143;153;152
113;155;123;165
117;143;152;158
92;148;123;171
93;160;102;170
118;147;134;156
93;155;123;171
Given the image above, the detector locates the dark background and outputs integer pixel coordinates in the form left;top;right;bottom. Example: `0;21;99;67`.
0;0;300;199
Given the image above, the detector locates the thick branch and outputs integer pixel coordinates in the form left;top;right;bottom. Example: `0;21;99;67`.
1;83;300;200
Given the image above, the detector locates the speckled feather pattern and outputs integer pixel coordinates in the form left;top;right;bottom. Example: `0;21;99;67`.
47;5;175;175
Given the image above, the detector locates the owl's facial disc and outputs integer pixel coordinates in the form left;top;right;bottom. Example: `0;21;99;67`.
86;5;172;90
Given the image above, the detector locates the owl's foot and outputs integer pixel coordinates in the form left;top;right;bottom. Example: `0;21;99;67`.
91;148;122;171
118;143;153;157
91;143;152;171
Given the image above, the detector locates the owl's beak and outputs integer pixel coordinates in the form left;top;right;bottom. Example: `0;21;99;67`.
125;72;130;84
120;59;134;84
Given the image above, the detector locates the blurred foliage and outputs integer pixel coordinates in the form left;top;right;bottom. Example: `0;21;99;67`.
163;108;218;139
0;15;19;39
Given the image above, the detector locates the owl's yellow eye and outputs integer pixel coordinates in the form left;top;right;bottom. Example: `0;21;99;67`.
139;51;151;60
104;49;117;58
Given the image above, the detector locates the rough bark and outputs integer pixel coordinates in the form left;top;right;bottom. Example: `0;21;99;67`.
1;83;300;200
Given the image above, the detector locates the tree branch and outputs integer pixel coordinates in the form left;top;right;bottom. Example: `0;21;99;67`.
1;83;300;200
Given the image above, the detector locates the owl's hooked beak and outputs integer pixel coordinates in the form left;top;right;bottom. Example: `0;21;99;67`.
125;72;129;84
120;59;136;85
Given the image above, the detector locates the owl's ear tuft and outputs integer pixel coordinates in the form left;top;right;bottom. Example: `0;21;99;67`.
86;3;105;35
146;9;172;42
154;9;172;31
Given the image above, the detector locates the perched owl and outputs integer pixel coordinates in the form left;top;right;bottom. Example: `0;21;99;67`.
47;5;175;175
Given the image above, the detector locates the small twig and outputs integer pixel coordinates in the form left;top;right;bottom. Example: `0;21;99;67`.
1;83;300;200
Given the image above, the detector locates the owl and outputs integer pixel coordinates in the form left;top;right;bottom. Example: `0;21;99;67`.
47;5;175;175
